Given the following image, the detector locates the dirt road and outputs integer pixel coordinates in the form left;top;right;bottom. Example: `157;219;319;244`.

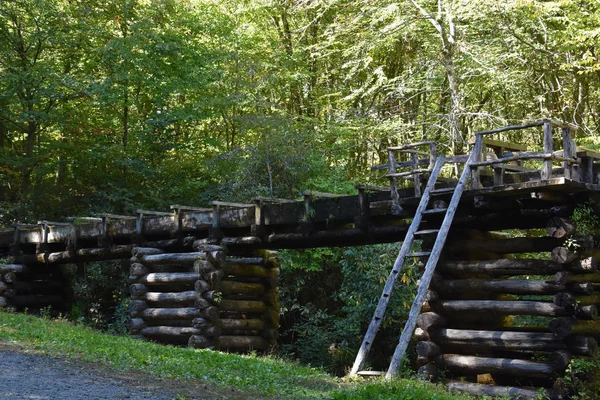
0;345;227;400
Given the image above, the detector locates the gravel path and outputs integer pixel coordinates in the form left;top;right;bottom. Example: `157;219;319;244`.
0;345;228;400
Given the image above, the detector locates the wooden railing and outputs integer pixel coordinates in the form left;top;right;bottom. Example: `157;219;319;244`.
469;120;579;188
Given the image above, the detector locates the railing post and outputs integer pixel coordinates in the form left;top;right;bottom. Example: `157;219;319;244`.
388;149;401;214
561;127;574;180
470;134;482;190
412;152;421;197
542;121;553;180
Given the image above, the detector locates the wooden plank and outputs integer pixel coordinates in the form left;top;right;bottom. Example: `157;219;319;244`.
576;146;600;159
170;205;212;212
209;201;253;208
252;196;297;203
349;156;446;377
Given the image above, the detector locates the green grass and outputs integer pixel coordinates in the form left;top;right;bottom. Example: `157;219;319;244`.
0;311;472;399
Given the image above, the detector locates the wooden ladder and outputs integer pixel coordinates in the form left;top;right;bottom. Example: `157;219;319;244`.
349;154;447;377
350;143;479;378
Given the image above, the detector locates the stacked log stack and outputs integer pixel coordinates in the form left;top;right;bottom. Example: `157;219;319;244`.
414;203;600;398
127;242;280;352
0;263;72;311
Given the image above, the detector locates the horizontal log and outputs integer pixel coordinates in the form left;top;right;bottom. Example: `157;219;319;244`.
192;324;221;337
416;341;441;362
223;264;279;278
446;382;557;400
207;251;226;265
3;272;17;283
218;335;268;350
550;317;600;338
194;297;210;309
140;307;201;320
130;283;148;298
443;237;562;255
129;300;148;314
546;217;576;239
130;263;149;277
188;334;213;349
577;304;598;320
437;259;562;276
132;247;164;257
417;363;440;382
126;318;145;333
417;312;447;333
3;289;15;298
0;296;6;307
226;257;264;265
194;280;210;293
199;306;220;320
141;326;198;337
431;328;597;356
567;272;600;283
552;247;577;265
435;300;572;317
220;280;266;296
434;277;571;296
0;281;6;293
437;353;565;378
192;242;224;252
192;318;266;333
570;257;598;272
218;299;267;313
575;293;600;305
0;264;28;274
143;291;197;304
140;273;200;285
254;249;280;268
141;252;207;266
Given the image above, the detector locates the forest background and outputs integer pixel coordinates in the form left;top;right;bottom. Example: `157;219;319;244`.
1;0;600;374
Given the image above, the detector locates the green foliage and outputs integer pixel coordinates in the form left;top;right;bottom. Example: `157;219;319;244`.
331;379;475;400
278;244;420;375
70;261;129;330
555;358;600;400
572;201;600;236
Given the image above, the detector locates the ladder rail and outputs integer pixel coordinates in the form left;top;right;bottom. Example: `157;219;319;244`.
385;139;482;378
349;155;447;376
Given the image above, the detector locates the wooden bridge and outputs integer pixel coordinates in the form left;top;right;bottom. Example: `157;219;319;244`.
1;120;600;399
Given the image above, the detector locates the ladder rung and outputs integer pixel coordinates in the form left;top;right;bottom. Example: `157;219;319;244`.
414;229;439;236
422;208;448;215
406;251;431;257
386;169;430;178
356;371;385;377
431;187;455;194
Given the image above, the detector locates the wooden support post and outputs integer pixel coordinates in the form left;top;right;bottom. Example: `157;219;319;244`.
251;199;265;238
388;149;401;214
542;121;553;180
470;134;482;190
562;127;574;180
412;152;421;197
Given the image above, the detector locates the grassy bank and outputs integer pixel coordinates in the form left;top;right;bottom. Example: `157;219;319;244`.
0;311;471;399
